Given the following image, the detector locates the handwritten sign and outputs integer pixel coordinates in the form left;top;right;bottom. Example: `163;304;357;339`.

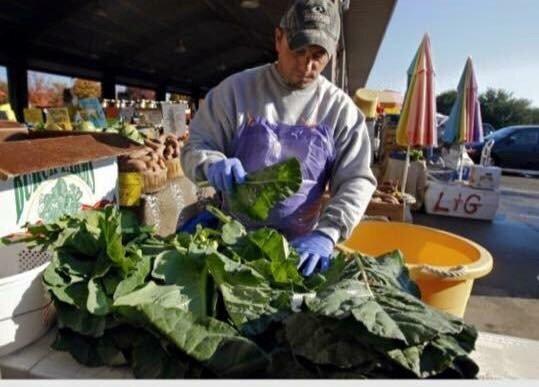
46;108;72;130
425;181;499;220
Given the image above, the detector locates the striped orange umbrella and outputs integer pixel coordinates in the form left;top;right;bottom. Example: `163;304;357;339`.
396;34;437;193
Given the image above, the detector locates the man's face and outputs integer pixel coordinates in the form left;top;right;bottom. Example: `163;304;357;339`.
275;28;331;89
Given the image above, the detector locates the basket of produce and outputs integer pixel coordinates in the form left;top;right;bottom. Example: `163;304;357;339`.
366;181;415;222
118;142;168;205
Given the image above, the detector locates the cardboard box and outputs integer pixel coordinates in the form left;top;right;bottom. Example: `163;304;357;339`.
469;165;502;190
425;180;500;221
0;130;141;237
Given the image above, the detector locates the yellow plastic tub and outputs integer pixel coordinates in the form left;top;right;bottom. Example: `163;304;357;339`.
341;221;493;318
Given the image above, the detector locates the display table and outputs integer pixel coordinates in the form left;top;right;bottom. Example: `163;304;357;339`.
2;327;538;379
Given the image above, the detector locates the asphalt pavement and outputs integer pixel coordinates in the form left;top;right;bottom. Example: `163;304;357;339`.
413;174;539;339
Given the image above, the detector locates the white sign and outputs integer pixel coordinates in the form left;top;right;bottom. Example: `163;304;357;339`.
469;165;502;191
0;158;119;238
162;102;188;135
424;181;500;220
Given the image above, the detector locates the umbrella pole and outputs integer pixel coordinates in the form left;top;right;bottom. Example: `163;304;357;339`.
401;145;411;194
458;144;465;181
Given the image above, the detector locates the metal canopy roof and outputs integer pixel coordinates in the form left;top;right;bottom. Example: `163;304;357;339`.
0;0;395;94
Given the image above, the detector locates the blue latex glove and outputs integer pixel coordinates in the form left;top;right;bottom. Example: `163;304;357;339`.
207;158;247;193
178;210;218;234
291;231;335;277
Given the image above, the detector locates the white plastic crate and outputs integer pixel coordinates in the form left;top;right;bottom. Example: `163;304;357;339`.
0;244;54;357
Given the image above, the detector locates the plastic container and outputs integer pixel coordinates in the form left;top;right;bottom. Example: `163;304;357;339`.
353;89;379;119
341;221;493;317
0;243;55;357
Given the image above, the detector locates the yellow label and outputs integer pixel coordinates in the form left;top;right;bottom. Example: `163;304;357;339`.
0;103;17;121
24;108;44;125
46;107;73;130
119;172;143;206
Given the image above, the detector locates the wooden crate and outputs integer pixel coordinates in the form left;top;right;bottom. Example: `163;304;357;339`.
365;200;405;222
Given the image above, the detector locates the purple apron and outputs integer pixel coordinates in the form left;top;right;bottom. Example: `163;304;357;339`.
227;116;335;240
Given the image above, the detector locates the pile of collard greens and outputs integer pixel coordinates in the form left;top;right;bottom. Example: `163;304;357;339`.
20;205;479;379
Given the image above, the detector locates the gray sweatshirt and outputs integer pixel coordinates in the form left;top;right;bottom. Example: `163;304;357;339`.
181;63;377;243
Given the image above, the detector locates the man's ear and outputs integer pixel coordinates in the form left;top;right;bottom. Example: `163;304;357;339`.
275;27;283;52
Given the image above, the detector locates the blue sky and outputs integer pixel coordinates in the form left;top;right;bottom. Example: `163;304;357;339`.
0;66;6;83
367;0;539;107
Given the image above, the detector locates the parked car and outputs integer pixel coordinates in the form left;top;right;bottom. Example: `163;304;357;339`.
482;122;496;137
467;125;539;170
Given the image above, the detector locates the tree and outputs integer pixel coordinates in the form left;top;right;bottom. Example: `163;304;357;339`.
436;88;538;130
436;90;457;115
479;88;533;129
0;80;8;104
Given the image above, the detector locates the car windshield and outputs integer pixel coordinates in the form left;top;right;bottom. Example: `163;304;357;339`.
485;126;516;140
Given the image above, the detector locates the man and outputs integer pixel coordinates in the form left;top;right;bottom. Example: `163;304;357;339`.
181;0;377;276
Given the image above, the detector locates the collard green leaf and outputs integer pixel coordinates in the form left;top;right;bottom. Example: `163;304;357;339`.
99;206;132;274
55;249;95;277
363;251;421;297
47;281;88;308
221;220;247;245
305;278;372;319
229;158;302;221
284;313;378;369
151;249;208;317
114;281;191;312
87;278;111;316
116;302;268;377
129;331;206;378
52;329;126;367
206;251;265;287
114;254;151;299
55;302;108;337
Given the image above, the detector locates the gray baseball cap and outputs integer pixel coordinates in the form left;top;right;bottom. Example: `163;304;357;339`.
280;0;341;55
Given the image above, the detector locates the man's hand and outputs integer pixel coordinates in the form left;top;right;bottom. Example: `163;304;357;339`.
178;210;218;234
291;231;335;277
207;158;247;192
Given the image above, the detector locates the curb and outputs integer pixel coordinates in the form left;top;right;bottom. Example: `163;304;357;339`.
500;188;539;199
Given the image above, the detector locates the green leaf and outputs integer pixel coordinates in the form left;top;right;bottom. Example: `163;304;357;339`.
87;278;111;316
55;302;108;337
52;329;126;367
363;251;421;297
116;303;269;377
229;158;302;221
99;207;132;274
284;313;379;369
221;220;247;245
305;278;373;319
129;332;206;378
114;254;151;299
206;251;265;287
151;249;209;317
55;249;95;277
47;281;87;307
114;281;191;312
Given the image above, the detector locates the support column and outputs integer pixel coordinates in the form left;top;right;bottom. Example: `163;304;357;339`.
7;57;28;122
102;70;115;99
